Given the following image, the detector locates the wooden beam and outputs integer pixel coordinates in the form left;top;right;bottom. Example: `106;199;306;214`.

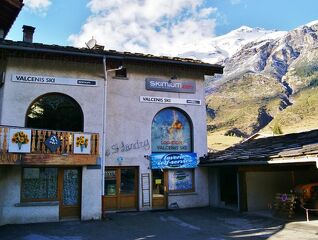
0;153;20;165
22;154;99;166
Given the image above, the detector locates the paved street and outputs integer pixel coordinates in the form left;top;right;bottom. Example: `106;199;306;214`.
1;207;318;240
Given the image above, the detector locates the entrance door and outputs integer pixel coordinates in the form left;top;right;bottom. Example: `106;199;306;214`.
103;167;138;211
59;168;81;219
152;170;167;209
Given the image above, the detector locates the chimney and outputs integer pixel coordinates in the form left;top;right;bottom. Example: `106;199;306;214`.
22;25;35;43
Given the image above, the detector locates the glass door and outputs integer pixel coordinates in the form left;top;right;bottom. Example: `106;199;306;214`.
119;168;137;209
152;169;167;209
103;167;138;211
59;168;81;219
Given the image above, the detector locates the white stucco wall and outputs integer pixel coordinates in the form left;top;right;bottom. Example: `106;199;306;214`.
246;171;294;211
81;167;102;220
105;63;209;209
0;57;104;223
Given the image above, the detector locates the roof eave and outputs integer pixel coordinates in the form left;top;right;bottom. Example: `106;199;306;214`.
0;41;223;74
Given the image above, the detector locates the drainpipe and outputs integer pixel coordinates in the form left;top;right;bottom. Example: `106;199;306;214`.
101;57;122;201
102;56;108;199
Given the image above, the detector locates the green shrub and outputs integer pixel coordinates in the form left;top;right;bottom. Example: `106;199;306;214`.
272;121;283;135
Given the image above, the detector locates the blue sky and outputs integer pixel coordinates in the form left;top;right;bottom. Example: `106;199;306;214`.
7;0;318;55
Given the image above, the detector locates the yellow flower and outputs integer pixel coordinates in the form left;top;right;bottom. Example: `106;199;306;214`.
11;131;29;145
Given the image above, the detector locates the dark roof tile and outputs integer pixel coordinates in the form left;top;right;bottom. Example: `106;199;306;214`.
0;39;223;72
202;129;318;165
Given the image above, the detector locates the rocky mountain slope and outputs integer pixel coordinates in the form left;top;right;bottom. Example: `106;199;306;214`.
205;20;318;150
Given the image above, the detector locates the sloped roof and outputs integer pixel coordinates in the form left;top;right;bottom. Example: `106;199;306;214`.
201;130;318;166
0;39;223;74
0;0;24;38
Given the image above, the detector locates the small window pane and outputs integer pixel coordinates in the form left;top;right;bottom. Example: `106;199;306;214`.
120;169;135;194
22;168;58;201
168;169;194;192
105;170;117;196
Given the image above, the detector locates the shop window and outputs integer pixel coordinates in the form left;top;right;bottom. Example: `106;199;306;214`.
21;167;58;202
25;93;84;131
168;169;195;192
151;108;192;153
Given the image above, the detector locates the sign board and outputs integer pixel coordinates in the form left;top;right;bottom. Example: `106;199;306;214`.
150;153;198;169
12;74;98;87
140;96;201;106
145;78;196;93
141;173;150;207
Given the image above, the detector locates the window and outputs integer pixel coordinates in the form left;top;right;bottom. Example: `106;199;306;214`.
151;108;192;153
115;68;127;78
21;167;58;202
26;93;84;132
168;169;194;192
104;170;116;196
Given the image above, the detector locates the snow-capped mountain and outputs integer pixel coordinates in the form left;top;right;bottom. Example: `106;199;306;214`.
205;20;318;150
179;26;286;64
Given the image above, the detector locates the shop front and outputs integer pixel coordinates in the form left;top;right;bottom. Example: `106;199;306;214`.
150;154;197;209
149;108;198;209
102;63;220;212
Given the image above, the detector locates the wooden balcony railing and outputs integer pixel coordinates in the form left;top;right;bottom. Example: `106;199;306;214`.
30;129;99;155
0;126;99;165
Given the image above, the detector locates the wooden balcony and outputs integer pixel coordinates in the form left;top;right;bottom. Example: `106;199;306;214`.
0;126;100;166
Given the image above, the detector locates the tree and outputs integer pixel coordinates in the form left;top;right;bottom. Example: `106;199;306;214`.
272;121;283;135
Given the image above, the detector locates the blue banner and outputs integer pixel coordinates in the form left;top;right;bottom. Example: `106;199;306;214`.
150;153;198;169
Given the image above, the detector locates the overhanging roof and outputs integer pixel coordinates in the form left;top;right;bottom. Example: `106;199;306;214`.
0;0;24;38
0;40;223;75
201;130;318;166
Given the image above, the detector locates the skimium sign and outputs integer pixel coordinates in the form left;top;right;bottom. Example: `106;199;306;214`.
150;153;198;169
145;78;196;93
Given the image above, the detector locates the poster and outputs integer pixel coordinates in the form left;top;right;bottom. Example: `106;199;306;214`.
73;133;91;154
151;109;191;152
168;169;193;191
8;128;31;153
